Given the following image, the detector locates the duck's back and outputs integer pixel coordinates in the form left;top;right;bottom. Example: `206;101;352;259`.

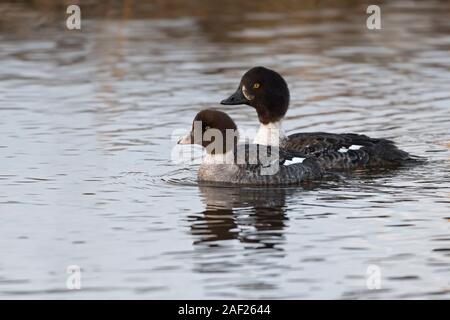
285;132;412;170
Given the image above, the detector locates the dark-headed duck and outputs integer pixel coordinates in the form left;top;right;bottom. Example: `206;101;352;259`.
221;66;417;170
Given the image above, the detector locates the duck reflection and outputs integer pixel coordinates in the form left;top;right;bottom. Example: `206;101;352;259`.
189;183;315;249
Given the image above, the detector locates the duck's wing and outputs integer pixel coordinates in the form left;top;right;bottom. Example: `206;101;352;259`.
286;132;378;153
230;144;322;184
233;144;315;167
285;132;412;169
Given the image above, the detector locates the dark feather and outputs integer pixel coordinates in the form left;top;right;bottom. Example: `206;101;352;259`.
285;132;412;169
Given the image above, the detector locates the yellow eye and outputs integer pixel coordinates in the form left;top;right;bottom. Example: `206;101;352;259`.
253;83;260;89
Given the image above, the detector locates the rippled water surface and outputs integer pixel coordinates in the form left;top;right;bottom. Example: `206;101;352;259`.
0;0;449;299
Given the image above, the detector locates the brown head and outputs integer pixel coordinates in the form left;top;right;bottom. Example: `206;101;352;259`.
178;109;239;155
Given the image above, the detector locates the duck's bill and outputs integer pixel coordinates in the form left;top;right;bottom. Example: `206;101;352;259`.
220;88;249;105
177;133;193;144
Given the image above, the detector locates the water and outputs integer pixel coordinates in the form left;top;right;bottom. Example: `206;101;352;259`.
0;0;449;299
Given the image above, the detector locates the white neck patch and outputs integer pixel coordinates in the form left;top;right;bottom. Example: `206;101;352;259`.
253;121;286;147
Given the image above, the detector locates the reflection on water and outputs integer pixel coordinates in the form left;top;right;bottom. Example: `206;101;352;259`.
0;0;449;299
192;185;292;247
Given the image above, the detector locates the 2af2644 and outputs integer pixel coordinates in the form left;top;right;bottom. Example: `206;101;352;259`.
222;304;271;315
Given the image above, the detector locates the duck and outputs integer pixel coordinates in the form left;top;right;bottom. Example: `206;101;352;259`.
177;109;323;185
221;66;416;170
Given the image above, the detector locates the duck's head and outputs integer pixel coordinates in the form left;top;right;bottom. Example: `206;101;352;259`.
221;66;290;125
178;109;239;155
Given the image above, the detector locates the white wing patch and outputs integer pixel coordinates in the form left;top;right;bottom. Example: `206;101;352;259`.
339;145;363;153
284;157;305;166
